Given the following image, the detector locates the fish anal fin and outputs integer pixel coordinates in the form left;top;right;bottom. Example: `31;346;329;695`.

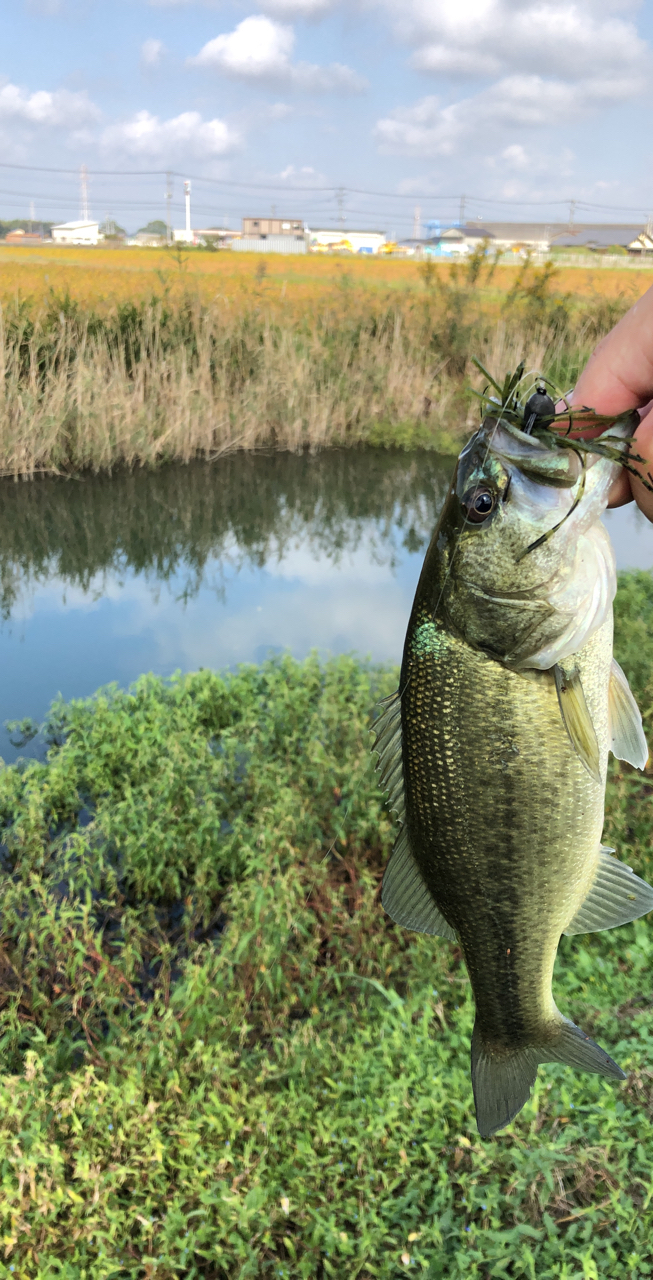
609;658;649;769
554;662;601;784
563;845;653;935
382;828;456;941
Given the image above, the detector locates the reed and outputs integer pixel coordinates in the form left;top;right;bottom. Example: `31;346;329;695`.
0;251;642;476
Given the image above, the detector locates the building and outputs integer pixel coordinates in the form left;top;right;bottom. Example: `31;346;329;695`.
4;229;44;245
551;224;645;250
231;236;307;255
128;231;166;247
195;228;241;245
52;220;100;246
308;228;387;254
628;231;653;255
424;225;496;257
242;217;304;237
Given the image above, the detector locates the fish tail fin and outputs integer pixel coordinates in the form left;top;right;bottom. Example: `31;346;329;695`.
541;1017;626;1081
471;1022;539;1139
471;1017;626;1139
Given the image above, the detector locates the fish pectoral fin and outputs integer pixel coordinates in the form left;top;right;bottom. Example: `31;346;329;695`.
554;662;601;784
471;1023;539;1139
563;845;653;935
609;658;649;769
381;828;456;940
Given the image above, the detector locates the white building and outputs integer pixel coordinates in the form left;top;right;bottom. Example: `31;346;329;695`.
308;229;386;255
51;221;100;246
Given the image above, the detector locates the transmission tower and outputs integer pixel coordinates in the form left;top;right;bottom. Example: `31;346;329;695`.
80;165;90;221
184;180;192;242
165;171;173;245
336;187;346;229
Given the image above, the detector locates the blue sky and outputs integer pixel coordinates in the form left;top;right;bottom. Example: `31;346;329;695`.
1;0;652;235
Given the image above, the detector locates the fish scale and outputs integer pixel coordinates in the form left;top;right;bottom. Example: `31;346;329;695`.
373;395;653;1138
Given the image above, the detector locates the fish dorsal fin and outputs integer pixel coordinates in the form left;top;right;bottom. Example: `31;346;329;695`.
563;845;653;935
554;662;601;784
382;828;457;940
609;659;649;769
371;690;405;822
372;691;455;940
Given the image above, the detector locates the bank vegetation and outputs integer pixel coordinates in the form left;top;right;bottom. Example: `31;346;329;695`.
0;250;641;477
1;574;653;1274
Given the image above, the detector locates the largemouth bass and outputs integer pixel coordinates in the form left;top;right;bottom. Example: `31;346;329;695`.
374;376;653;1138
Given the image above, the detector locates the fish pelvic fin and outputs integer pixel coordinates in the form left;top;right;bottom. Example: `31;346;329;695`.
471;1022;539;1139
472;1016;625;1139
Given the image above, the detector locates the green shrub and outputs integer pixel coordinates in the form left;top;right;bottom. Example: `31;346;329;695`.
1;577;653;1276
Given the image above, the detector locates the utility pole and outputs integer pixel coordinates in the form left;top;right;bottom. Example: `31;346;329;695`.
184;179;191;243
413;205;421;240
459;193;466;227
80;164;90;221
568;198;576;232
165;171;173;245
336;186;345;229
29;200;35;232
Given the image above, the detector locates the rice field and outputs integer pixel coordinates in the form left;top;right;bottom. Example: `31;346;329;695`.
1;243;651;313
0;243;651;477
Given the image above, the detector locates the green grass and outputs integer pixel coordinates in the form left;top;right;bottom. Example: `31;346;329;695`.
2;575;653;1276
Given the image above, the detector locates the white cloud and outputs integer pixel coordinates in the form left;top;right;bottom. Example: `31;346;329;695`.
192;15;294;78
258;0;340;16
0;82;100;128
375;66;647;157
189;15;366;91
141;38;165;67
101;109;240;160
386;0;648;88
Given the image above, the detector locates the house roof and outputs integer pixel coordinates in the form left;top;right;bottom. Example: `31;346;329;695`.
52;220;99;231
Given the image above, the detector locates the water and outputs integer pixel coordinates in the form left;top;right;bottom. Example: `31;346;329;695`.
1;450;651;763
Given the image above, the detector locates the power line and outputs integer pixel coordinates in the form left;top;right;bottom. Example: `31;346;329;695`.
0;160;649;214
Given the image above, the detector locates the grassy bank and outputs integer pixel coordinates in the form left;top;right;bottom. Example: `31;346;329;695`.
0;247;650;477
1;573;653;1277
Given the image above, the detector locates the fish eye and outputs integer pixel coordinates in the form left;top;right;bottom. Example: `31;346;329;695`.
461;487;496;524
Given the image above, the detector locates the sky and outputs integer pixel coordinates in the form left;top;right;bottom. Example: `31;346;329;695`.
1;0;652;235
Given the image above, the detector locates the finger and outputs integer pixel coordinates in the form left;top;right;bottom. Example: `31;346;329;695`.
574;283;653;418
626;406;653;522
606;400;653;507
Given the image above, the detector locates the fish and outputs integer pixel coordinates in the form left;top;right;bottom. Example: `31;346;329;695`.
373;370;653;1139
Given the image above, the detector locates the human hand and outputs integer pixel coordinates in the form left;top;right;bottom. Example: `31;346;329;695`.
571;282;653;517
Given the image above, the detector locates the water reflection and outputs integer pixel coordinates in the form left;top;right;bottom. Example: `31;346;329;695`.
0;450;651;764
0;450;452;760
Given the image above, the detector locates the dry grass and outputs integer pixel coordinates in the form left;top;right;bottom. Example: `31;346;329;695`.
0;244;649;477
